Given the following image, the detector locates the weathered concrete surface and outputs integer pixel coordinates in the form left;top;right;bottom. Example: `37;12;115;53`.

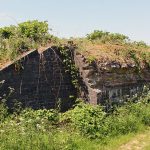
0;47;76;111
74;51;150;105
1;45;150;109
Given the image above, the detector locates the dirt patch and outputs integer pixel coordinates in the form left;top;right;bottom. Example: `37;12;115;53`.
119;129;150;150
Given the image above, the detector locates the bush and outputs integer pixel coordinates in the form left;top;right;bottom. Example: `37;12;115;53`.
62;94;150;140
0;26;16;39
87;30;129;44
62;101;106;138
8;37;32;52
0;20;57;65
104;106;142;136
18;20;49;43
1;92;150;146
125;103;150;126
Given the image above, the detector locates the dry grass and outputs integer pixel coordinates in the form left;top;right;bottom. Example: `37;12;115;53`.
0;44;54;70
75;39;150;68
1;37;150;70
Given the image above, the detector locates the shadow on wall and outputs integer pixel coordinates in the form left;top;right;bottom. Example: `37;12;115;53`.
0;47;77;112
100;84;147;104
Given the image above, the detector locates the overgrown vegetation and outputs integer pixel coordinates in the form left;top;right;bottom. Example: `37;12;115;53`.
75;30;150;68
87;30;129;44
0;20;58;68
1;21;150;149
1;21;150;70
59;45;79;88
0;89;150;149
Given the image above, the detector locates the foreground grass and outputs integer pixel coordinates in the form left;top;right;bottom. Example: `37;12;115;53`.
119;128;150;150
0;92;150;150
0;125;150;150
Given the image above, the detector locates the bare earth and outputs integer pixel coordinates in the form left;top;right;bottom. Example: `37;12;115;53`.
119;129;150;150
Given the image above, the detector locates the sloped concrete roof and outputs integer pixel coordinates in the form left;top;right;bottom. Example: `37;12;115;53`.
0;45;51;71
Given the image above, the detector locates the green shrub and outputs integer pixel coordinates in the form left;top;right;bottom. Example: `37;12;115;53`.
104;106;142;136
0;26;16;39
0;20;57;64
62;94;150;139
133;41;148;48
87;30;129;44
8;37;32;52
1;91;150;149
18;20;49;43
18;108;60;126
125;102;150;126
62;101;106;138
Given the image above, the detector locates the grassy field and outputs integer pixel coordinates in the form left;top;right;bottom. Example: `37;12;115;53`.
1;126;150;150
119;128;150;150
0;91;150;150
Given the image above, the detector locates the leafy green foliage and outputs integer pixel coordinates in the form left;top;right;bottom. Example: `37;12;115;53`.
0;20;58;66
133;41;148;48
87;55;96;64
18;20;49;42
62;101;106;138
62;91;150;140
19;108;59;125
0;90;150;149
0;26;16;39
59;46;79;89
87;30;129;44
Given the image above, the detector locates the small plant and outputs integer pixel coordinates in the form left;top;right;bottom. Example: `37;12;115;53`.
0;81;8;123
0;99;8;123
87;55;96;64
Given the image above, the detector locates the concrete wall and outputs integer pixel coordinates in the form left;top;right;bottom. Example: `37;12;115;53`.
1;46;149;110
0;47;76;111
74;51;150;105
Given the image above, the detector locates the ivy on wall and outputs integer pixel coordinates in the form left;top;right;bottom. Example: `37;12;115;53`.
59;44;80;90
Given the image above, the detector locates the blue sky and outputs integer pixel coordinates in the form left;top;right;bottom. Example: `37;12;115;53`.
0;0;150;43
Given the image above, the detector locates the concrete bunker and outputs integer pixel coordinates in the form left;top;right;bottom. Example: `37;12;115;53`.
0;47;77;111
